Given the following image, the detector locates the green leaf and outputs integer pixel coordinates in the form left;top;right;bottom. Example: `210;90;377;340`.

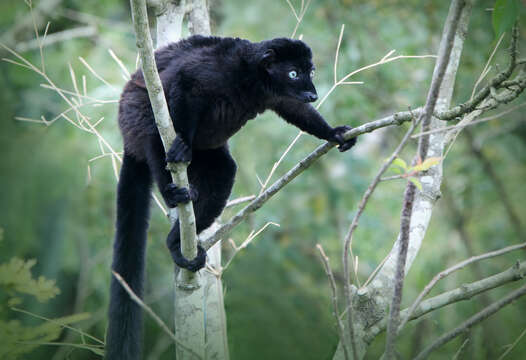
0;258;60;303
409;177;422;191
389;165;403;175
492;0;519;37
392;157;408;170
411;157;442;172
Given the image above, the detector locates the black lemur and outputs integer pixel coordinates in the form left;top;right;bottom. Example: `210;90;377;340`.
107;35;356;359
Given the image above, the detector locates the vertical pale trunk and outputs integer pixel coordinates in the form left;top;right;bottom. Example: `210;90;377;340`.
332;1;474;359
154;1;230;358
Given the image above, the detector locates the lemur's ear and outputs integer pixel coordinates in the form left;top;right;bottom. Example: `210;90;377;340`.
260;49;275;69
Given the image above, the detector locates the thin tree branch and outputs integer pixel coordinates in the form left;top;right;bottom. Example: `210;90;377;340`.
398;242;526;333
341;112;421;358
225;195;256;208
202;53;524;252
497;327;526;360
365;4;473;345
384;2;465;357
112;271;201;359
411;101;526;138
384;181;416;359
366;260;526;342
202;14;524;255
417;0;465;160
15;26;97;52
413;283;526;360
200;109;421;250
437;25;520;121
2;39;171;215
317;244;350;360
129;0;199;288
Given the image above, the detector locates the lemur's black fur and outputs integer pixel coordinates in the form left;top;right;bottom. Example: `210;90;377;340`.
107;35;356;359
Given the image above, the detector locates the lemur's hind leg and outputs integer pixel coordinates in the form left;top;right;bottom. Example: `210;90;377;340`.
145;135;197;208
166;145;237;272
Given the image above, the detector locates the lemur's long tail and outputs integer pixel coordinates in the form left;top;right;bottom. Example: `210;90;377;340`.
106;153;152;360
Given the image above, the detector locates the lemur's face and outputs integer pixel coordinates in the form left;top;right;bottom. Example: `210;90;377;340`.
273;60;317;103
259;42;318;103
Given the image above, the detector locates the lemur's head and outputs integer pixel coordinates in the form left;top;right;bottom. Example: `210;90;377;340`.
259;38;317;103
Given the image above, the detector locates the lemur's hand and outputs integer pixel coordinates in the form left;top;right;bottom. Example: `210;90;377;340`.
331;126;356;152
166;136;192;163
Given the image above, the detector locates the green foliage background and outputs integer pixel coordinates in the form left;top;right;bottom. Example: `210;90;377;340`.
0;0;525;359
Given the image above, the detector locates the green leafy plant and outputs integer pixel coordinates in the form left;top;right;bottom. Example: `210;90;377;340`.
388;157;442;190
0;229;104;359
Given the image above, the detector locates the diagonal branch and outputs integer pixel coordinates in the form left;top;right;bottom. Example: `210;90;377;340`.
317;244;350;360
200;109;422;250
437;25;520;121
112;271;201;359
342;111;422;359
202;61;526;253
398;242;526;333
413;283;526;360
365;260;526;342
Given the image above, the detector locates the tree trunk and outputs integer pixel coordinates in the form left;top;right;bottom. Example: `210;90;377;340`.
332;1;474;358
153;1;230;359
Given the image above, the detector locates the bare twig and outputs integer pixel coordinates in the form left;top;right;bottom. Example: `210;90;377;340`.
438;25;520;121
222;222;280;272
257;23;434;193
384;180;416;359
497;327;526;360
452;338;470;360
411;101;526;138
413;283;526;360
416;0;464;160
108;48;131;80
11;307;103;345
399;242;526;333
366;260;526;342
288;0;311;38
200;109;423;250
317;51;436;109
342;114;421;281
111;271;201;359
362;252;391;288
15;26;97;52
316;244;350;360
225;195;256;208
78;56;118;91
470;32;505;100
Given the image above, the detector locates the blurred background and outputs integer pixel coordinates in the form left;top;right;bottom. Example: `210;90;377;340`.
1;0;525;359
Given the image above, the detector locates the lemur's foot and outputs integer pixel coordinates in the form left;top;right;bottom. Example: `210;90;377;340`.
173;245;207;272
164;184;198;207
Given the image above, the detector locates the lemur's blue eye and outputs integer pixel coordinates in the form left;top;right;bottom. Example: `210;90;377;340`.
310;69;315;78
288;70;298;79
